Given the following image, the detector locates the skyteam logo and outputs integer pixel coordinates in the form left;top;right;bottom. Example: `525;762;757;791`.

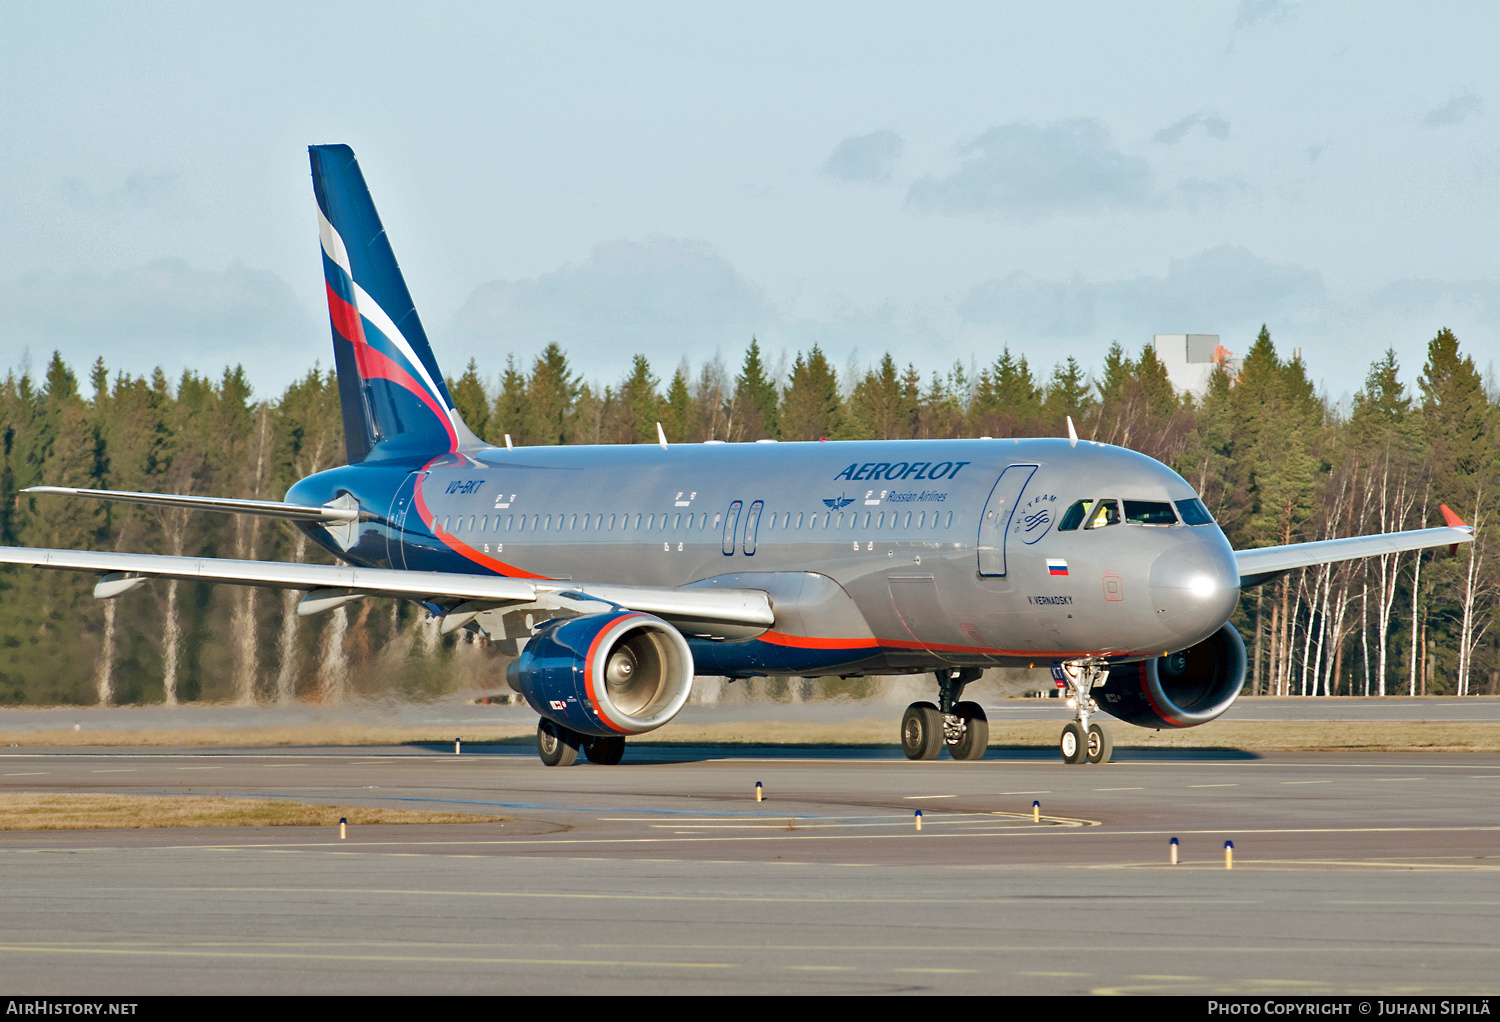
1017;492;1058;545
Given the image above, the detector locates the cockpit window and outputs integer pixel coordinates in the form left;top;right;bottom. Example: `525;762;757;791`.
1175;498;1215;526
1057;499;1091;532
1123;500;1178;526
1085;500;1120;529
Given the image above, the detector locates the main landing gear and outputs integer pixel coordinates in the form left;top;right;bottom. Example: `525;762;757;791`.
1056;660;1112;765
536;719;626;767
901;668;988;761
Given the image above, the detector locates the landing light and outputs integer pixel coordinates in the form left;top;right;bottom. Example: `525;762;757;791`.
1188;575;1217;598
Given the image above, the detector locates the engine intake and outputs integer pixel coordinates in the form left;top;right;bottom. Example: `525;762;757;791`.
1096;622;1246;729
508;611;694;737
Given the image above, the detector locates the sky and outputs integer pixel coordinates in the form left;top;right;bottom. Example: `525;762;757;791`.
2;1;1498;405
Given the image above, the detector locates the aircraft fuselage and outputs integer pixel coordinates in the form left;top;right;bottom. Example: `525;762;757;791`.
287;436;1240;678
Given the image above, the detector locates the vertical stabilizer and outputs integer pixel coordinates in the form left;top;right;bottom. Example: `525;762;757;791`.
309;144;482;463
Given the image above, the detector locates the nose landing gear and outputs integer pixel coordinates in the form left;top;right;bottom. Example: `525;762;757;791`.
900;668;989;761
1056;660;1112;765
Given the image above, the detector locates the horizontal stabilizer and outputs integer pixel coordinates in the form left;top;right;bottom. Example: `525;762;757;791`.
1234;523;1474;588
23;486;361;524
0;546;775;631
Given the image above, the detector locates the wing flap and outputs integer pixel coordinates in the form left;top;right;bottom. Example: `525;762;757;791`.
1235;524;1474;588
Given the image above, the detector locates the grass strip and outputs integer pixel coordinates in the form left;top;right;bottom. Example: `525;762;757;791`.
0;793;504;829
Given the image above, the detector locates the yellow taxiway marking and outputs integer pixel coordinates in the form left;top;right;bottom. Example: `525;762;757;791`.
3;772;47;777
1019;971;1090;977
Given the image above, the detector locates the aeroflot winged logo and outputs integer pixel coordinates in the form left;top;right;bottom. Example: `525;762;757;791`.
834;460;970;482
823;494;856;510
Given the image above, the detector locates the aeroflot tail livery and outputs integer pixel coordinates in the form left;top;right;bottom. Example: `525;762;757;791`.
4;145;1476;766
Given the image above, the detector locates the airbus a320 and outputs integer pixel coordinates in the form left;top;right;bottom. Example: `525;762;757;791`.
3;145;1474;766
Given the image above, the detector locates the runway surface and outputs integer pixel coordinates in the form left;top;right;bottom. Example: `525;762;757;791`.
1;743;1498;994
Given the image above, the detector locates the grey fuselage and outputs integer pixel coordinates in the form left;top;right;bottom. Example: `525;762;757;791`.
289;437;1241;678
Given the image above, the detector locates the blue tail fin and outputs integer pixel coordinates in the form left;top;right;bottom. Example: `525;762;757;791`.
309;144;480;463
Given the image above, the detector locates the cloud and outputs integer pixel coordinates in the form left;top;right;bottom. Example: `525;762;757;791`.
59;172;191;217
447;236;776;377
1422;92;1483;128
1153;111;1231;145
0;259;315;393
957;246;1325;338
1235;0;1296;30
906;119;1152;219
822;130;904;184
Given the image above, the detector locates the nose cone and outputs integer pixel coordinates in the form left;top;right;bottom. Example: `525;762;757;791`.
1148;529;1240;649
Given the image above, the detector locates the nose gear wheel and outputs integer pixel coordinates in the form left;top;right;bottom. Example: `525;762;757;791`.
1057;659;1112;765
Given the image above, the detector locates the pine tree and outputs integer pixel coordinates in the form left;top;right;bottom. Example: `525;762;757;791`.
729;337;779;440
492;355;527;445
780;346;842;441
523;342;577;447
448;358;493;442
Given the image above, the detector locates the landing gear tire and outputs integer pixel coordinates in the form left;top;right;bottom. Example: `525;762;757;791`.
584;735;626;765
901;702;943;761
1060;721;1087;765
948;701;989;761
1086;722;1113;765
537;718;580;767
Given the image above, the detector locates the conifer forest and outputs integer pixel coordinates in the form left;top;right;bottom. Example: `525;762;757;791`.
0;326;1494;705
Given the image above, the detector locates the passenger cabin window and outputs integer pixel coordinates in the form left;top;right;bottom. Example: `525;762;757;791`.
1124;500;1177;526
1176;498;1215;526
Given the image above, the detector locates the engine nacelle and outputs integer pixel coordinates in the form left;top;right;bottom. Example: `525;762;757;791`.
508;611;694;738
1096;622;1247;729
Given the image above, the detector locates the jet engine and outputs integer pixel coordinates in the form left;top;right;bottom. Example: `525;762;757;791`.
1095;622;1247;729
507;610;694;737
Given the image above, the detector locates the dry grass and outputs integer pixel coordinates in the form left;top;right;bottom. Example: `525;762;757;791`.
0;793;503;830
0;719;1495;752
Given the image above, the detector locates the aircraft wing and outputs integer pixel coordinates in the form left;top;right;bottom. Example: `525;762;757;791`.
22;486;361;523
0;546;775;632
1235;516;1474;589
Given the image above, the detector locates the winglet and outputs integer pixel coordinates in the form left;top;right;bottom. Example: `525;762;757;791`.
657;422;670;451
1439;504;1471;531
1066;416;1078;447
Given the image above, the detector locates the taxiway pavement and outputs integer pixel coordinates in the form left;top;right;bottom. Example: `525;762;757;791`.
0;743;1497;994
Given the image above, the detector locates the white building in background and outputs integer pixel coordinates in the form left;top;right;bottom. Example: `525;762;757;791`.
1152;334;1241;396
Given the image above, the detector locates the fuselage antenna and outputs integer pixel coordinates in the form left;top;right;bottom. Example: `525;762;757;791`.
656;422;670;451
1066;416;1078;447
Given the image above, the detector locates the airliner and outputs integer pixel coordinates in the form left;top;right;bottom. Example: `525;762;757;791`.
2;145;1474;766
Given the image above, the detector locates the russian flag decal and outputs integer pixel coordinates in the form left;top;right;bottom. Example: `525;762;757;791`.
1046;559;1069;576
